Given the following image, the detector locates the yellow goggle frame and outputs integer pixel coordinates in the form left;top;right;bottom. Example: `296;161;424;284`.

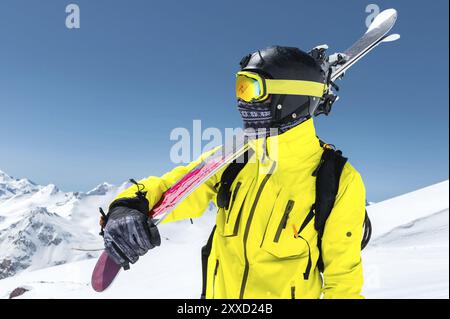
236;71;327;103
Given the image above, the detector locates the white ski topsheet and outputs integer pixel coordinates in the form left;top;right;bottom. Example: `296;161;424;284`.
366;9;397;33
331;8;398;82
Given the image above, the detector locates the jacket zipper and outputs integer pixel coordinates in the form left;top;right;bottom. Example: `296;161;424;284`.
226;182;242;223
273;200;295;243
291;286;296;299
239;162;276;299
212;259;219;299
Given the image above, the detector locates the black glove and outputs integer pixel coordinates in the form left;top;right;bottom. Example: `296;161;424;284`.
101;193;161;269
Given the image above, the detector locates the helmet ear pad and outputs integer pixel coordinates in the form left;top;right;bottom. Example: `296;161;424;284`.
270;94;321;123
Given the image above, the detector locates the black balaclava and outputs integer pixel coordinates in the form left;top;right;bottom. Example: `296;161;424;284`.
237;99;309;136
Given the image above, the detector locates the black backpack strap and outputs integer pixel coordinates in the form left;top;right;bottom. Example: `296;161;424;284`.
313;147;348;236
313;146;348;273
361;210;372;250
200;226;216;299
216;149;253;209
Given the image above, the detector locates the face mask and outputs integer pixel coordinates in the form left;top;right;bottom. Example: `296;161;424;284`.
237;99;309;136
237;99;272;131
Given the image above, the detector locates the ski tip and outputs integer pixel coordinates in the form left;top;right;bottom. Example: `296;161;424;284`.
91;251;122;292
366;8;398;34
382;33;401;43
383;8;398;20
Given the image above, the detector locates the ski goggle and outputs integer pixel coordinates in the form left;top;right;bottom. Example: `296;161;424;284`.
236;71;327;103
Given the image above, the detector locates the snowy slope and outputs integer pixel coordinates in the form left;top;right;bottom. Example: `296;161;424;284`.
0;180;448;299
362;209;448;298
366;181;448;239
362;180;449;299
0;215;216;299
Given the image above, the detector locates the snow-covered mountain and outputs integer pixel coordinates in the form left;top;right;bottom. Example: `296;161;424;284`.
0;170;130;280
0;170;40;201
0;207;97;279
0;176;448;299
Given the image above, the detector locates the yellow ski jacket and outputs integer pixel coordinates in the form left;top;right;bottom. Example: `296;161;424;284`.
114;119;366;299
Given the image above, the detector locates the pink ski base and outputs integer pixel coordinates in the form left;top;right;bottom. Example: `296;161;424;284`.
91;251;122;292
152;157;223;218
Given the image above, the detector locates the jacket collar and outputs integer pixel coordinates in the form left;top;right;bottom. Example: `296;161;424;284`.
250;118;322;163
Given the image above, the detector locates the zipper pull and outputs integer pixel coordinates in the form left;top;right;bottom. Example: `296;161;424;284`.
292;224;299;239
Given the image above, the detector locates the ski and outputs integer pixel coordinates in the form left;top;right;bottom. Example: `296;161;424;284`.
91;133;250;292
72;247;104;252
91;8;399;292
331;8;399;82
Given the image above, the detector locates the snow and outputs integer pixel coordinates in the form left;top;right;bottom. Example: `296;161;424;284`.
0;216;216;299
362;209;448;298
0;207;98;279
361;181;449;298
86;183;115;196
367;181;448;239
0;170;130;279
0;170;40;202
0;168;448;298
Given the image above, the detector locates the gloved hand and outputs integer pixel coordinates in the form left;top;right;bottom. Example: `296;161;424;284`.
101;193;161;269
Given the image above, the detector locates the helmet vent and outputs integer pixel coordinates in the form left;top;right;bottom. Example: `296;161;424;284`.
239;54;251;68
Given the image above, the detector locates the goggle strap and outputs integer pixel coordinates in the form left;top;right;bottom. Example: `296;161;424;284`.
265;79;326;98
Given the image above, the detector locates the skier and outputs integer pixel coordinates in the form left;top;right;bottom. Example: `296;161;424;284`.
101;46;367;299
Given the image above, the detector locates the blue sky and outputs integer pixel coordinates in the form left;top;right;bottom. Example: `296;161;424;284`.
0;0;448;202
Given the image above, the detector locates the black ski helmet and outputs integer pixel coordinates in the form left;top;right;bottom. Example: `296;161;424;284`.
239;46;327;126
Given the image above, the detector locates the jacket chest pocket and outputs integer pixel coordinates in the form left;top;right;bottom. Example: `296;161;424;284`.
216;178;254;237
261;196;317;259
